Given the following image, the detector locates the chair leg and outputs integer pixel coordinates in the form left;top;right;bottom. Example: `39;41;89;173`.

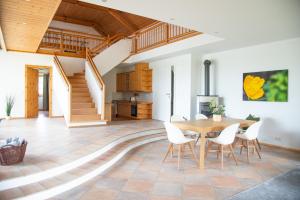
178;144;182;169
217;144;221;159
188;142;198;164
206;141;212;158
171;144;174;158
254;140;262;159
256;138;262;150
246;140;250;163
195;135;201;146
220;145;224;169
163;143;173;162
240;142;244;155
229;144;238;165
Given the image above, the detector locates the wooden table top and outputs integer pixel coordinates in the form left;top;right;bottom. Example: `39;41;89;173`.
172;118;255;133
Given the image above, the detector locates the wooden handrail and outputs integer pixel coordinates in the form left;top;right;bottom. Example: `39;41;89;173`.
86;49;105;120
48;27;105;40
90;33;126;55
53;55;71;90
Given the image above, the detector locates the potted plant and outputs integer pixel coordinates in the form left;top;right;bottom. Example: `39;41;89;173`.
5;96;15;120
209;100;225;121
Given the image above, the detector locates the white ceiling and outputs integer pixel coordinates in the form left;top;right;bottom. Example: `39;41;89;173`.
82;0;300;54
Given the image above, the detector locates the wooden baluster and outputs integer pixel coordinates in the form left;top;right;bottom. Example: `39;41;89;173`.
166;23;169;42
60;33;62;52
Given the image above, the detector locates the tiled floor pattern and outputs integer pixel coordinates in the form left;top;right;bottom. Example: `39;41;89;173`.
0;117;163;180
54;140;300;200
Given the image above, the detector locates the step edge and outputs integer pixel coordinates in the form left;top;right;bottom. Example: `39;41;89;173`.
0;129;165;191
15;136;166;200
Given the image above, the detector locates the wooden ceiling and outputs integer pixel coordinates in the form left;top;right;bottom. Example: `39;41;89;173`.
54;0;157;37
0;0;62;52
0;0;156;52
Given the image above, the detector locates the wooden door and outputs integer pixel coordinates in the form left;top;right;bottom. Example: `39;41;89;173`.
25;67;39;118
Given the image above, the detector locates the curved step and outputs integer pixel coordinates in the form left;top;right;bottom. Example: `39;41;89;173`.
0;129;165;191
0;134;166;200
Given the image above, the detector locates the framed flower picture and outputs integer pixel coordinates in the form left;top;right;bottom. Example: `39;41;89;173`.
243;69;288;102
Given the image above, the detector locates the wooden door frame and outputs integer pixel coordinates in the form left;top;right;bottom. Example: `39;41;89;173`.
25;65;53;118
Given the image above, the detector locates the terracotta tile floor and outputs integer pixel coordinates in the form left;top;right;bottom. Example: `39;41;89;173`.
1;117;300;200
55;140;300;200
0;117;163;180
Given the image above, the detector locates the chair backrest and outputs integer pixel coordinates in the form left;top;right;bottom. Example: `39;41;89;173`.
244;121;262;140
170;115;185;122
164;122;186;144
195;113;208;120
214;123;240;145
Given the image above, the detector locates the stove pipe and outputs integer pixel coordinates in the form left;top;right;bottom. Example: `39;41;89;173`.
204;60;211;96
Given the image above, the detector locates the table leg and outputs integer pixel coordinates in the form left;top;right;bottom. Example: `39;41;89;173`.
199;132;207;170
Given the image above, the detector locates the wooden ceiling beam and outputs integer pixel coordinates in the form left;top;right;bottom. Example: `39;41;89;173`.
106;10;138;32
0;26;7;52
54;15;94;27
62;0;137;32
92;23;108;37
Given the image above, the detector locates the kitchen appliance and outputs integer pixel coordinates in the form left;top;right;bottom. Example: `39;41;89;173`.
131;104;137;117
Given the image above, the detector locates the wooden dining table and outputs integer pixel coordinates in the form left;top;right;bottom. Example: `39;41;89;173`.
172;117;255;170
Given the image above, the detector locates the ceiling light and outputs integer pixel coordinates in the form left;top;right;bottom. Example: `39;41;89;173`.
22;22;27;25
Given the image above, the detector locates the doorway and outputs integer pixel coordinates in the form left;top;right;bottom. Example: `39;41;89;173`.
25;65;52;118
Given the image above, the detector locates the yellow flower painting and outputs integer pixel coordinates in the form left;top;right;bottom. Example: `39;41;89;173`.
243;70;288;102
243;75;265;100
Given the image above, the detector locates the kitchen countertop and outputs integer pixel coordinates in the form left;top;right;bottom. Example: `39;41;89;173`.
112;100;152;104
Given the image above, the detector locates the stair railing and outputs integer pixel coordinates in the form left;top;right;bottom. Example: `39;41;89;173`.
53;55;72;122
130;22;200;54
90;33;126;56
86;49;106;120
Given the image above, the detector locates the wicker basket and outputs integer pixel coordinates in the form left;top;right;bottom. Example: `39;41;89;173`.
0;141;27;166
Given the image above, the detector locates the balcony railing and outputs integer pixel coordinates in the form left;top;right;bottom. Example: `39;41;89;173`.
38;28;106;58
38;23;200;57
130;22;200;54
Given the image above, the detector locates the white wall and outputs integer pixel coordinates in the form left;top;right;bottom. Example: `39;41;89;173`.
50;20;100;36
203;38;300;149
57;57;85;76
0;51;85;118
93;39;132;76
150;54;192;120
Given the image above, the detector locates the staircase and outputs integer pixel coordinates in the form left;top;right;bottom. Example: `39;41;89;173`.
68;72;103;124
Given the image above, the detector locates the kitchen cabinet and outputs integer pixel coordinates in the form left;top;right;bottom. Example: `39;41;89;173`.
116;63;152;93
117;101;131;118
115;101;152;119
116;73;129;92
137;103;152;119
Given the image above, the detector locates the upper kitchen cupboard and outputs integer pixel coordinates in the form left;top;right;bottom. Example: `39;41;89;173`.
116;63;152;92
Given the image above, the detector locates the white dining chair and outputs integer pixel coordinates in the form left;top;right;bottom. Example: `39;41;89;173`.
236;121;262;163
206;123;240;168
163;122;198;169
195;113;208;120
170;115;197;138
